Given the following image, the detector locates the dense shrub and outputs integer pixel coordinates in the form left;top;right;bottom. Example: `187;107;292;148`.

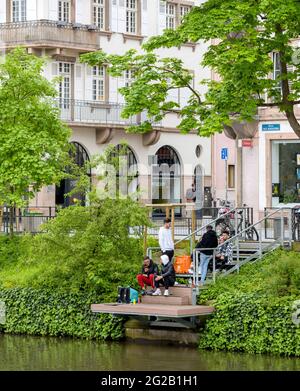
0;198;150;296
0;288;123;340
0;235;27;266
198;250;300;356
199;293;300;356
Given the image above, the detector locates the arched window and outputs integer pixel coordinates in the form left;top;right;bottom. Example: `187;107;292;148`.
108;144;139;197
152;146;181;216
155;145;181;170
56;142;91;207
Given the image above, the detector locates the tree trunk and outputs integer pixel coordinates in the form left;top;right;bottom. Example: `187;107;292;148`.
285;109;300;138
275;24;300;139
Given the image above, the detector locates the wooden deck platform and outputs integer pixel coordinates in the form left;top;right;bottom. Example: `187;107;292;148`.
91;303;215;318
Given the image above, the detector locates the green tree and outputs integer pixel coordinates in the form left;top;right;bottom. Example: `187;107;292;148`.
81;0;300;138
0;48;71;235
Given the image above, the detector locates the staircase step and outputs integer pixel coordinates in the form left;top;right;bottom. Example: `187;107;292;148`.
141;295;189;305
146;285;192;304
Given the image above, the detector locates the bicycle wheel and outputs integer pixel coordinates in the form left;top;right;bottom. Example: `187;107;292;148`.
293;222;300;241
216;222;230;236
245;224;259;241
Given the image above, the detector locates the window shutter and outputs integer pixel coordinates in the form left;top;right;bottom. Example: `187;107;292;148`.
0;2;5;23
51;62;58;76
76;0;86;24
75;64;84;100
27;0;37;20
110;76;119;103
159;1;166;34
111;0;118;31
85;65;93;101
48;0;58;20
118;0;126;33
141;0;148;35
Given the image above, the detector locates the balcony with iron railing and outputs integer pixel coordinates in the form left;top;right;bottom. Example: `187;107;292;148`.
55;99;161;128
0;20;103;51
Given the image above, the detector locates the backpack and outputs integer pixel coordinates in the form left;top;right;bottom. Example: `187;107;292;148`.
117;287;139;304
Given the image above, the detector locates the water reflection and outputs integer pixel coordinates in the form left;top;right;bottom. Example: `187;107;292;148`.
0;335;299;371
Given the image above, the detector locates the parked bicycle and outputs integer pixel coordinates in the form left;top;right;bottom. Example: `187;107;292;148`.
215;202;259;241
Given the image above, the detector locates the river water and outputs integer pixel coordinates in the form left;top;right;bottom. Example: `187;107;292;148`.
0;335;300;371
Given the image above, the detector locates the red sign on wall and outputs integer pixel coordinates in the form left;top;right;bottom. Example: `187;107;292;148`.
242;139;253;148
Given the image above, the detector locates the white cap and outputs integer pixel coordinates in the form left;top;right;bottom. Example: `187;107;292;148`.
161;255;169;265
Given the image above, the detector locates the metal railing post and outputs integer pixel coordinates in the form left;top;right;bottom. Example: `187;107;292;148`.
234;209;238;236
281;208;284;247
236;237;240;273
192;249;199;305
259;225;263;258
288;209;292;248
212;250;216;284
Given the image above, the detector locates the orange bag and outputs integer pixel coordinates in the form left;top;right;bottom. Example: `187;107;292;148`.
173;255;191;274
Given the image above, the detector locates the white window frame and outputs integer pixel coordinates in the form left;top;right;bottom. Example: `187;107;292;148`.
166;2;175;30
126;0;138;34
12;0;26;22
58;0;71;23
180;5;191;20
59;62;71;109
124;69;135;87
273;52;281;82
93;0;105;30
92;66;106;101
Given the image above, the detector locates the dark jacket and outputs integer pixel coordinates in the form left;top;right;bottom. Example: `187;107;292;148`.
141;260;159;276
196;230;218;255
161;261;176;281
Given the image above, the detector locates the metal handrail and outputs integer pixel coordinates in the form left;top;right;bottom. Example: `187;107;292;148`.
193;208;283;259
146;206;250;259
147;208;291;306
175;207;238;246
191;207;290;289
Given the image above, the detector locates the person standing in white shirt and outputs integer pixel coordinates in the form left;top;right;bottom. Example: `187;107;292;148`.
158;218;174;262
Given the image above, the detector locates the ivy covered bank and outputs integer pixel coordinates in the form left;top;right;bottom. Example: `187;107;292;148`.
198;250;300;356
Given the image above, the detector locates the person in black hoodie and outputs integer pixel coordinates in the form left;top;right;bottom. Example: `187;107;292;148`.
136;256;159;294
196;225;218;285
152;255;176;297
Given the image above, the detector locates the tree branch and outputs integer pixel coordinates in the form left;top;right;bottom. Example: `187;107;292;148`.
153;64;203;105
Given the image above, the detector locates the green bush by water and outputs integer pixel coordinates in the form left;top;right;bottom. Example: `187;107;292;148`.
0;199;149;294
198;250;300;356
0;288;123;340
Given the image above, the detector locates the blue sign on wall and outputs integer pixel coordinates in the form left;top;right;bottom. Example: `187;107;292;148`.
262;124;281;131
221;148;228;160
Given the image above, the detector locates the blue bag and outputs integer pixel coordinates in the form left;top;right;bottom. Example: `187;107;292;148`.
129;287;139;303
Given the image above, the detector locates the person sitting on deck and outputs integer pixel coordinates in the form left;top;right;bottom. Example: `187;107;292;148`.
152;255;176;297
214;231;233;270
136;256;159;295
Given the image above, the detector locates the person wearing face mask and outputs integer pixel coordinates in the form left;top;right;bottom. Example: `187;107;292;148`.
152;255;176;297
